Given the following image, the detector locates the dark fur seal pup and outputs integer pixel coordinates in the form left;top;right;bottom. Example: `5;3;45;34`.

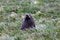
21;14;35;30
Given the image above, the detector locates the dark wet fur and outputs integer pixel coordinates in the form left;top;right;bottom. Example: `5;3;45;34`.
21;14;35;30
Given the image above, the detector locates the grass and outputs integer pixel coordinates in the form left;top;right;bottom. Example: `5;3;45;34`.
0;0;60;40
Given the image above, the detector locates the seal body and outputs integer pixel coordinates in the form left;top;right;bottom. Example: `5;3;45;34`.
21;14;35;30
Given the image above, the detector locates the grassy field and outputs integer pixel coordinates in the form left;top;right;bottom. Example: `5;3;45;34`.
0;0;60;40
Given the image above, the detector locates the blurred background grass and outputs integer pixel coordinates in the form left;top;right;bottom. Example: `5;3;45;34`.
0;0;60;40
